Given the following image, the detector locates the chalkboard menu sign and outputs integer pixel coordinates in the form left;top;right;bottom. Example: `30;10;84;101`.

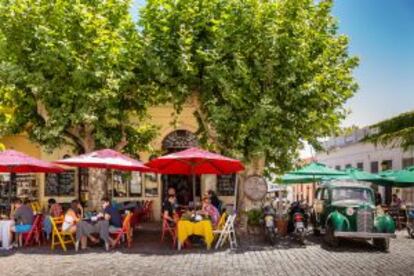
0;174;38;202
217;174;236;196
45;170;75;196
15;174;38;200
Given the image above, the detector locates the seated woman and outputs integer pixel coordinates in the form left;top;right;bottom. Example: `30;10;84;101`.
201;195;220;226
62;200;83;233
43;198;63;239
48;198;63;218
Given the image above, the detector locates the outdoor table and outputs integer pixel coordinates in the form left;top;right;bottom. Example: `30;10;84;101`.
177;219;214;250
0;220;14;250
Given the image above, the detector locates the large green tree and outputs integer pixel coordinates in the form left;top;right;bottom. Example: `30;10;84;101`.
140;0;358;215
0;0;159;208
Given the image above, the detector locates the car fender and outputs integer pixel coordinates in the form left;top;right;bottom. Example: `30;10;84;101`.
375;214;396;233
325;211;350;231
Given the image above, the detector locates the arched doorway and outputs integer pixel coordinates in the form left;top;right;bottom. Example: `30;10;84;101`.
161;130;200;207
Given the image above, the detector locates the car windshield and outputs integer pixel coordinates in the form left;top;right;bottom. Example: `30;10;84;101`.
331;188;374;204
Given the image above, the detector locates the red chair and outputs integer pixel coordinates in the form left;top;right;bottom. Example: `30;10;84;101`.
22;214;43;247
111;213;133;248
161;217;177;248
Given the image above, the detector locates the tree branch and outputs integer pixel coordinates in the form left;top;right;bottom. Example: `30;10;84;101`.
114;126;128;151
192;92;225;151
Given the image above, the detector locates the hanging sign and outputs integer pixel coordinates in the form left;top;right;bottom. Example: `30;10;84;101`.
243;175;267;201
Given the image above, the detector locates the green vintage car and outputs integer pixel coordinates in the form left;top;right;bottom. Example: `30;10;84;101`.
312;181;396;251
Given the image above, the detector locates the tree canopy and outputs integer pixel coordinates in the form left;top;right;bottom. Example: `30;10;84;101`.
140;0;359;173
0;0;158;155
365;110;414;151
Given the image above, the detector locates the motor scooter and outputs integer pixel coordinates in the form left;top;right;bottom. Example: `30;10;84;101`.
263;204;277;245
288;201;308;244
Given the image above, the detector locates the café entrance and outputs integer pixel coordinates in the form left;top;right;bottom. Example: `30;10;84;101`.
160;130;200;206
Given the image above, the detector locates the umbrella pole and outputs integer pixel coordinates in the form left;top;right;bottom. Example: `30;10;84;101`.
192;171;196;208
111;169;114;200
234;174;238;213
8;172;12;205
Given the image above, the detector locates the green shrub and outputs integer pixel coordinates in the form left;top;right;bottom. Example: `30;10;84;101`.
246;208;263;226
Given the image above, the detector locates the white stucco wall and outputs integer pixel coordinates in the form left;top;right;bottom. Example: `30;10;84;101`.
316;142;414;204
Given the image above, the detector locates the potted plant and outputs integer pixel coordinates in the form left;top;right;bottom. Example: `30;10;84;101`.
246;208;263;235
274;200;289;236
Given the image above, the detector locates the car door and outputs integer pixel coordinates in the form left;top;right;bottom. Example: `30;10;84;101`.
313;188;324;225
320;188;330;226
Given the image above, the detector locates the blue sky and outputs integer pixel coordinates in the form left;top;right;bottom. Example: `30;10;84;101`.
131;0;414;127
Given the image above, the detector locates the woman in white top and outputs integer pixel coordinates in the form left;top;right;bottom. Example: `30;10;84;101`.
62;200;83;233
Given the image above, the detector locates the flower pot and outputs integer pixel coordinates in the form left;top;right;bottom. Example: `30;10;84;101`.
276;219;288;236
247;224;262;235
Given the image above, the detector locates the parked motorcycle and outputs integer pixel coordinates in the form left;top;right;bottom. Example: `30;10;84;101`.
263;204;277;245
288;201;308;244
406;205;414;238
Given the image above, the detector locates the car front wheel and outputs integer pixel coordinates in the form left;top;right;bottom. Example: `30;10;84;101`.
324;224;339;248
373;238;389;252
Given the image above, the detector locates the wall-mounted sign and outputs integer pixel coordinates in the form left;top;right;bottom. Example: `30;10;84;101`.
243;175;267;201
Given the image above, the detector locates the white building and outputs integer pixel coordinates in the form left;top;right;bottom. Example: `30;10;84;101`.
316;127;414;204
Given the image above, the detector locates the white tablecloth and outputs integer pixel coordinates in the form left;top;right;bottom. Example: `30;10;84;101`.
0;220;14;250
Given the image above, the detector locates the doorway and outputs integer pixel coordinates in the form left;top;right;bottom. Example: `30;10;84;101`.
160;129;200;206
161;174;200;206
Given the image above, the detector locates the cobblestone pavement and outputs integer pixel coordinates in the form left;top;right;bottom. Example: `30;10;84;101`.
1;225;413;276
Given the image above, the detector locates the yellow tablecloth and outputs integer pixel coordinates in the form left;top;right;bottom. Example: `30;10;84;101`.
177;220;214;249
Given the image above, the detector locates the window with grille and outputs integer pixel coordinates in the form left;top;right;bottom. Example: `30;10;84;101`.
370;161;379;173
402;158;414;169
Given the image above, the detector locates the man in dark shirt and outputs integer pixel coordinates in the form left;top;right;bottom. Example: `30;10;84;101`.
84;197;123;251
162;195;177;226
208;190;222;212
102;197;122;230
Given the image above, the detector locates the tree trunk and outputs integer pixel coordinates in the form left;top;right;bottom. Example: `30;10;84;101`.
237;155;266;233
87;168;108;211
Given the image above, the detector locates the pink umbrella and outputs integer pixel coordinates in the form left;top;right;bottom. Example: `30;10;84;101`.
145;147;244;204
0;150;64;173
55;149;154;199
0;149;64;203
55;149;153;172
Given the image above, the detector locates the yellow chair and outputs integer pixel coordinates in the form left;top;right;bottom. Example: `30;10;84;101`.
216;212;228;231
50;216;75;251
30;202;42;213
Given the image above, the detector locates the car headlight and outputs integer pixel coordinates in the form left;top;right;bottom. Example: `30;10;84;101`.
346;207;355;216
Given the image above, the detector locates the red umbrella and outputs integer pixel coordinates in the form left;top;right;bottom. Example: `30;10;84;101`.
0;150;64;173
145;147;244;175
55;149;153;172
0;149;64;204
145;147;244;204
55;149;154;199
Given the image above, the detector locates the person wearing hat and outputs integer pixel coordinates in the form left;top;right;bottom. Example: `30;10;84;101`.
201;194;220;226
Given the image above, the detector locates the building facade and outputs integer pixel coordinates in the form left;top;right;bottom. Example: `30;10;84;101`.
316;127;414;204
0;101;237;219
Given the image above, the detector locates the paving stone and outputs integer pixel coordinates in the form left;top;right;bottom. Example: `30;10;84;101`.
0;226;413;276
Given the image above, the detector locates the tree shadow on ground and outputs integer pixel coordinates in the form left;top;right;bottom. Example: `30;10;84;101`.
0;224;401;257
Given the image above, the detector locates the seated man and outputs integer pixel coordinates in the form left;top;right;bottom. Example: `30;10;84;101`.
75;198;119;252
207;190;222;212
163;195;178;226
391;194;402;208
10;198;34;246
101;197;122;234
